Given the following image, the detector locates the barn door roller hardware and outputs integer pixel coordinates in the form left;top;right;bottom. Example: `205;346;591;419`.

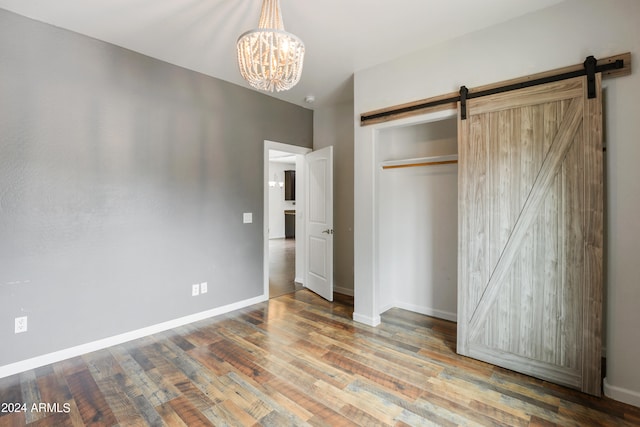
360;53;630;125
584;55;598;99
459;86;469;120
457;55;619;119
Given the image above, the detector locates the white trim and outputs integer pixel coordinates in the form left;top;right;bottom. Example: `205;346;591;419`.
265;141;312;155
393;302;457;323
379;301;457;322
379;303;394;314
0;294;267;379
353;312;381;327
604;377;640;408
264;141;312;299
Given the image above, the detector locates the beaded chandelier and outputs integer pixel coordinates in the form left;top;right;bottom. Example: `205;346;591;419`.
236;0;305;92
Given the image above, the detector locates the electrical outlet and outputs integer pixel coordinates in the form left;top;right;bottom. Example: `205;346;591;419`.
15;316;28;334
191;284;200;296
200;282;208;294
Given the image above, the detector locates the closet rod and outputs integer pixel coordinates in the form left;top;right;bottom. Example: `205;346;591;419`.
382;159;458;170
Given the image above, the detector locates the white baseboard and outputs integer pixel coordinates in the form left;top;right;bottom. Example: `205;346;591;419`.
0;294;268;379
604;377;640;408
356;302;456;327
393;301;457;322
379;303;394;314
353;312;381;327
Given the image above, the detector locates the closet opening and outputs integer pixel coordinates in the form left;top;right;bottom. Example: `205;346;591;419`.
375;114;458;322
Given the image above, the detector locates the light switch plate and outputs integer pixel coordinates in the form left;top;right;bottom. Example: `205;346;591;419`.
243;213;252;223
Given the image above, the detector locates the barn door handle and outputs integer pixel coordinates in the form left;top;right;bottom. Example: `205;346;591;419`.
322;229;334;234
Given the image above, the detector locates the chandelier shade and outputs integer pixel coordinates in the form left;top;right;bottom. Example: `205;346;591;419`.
236;0;305;92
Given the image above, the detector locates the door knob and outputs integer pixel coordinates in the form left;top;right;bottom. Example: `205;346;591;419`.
322;229;334;234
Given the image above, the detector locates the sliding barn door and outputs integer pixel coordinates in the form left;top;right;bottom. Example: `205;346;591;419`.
457;75;603;396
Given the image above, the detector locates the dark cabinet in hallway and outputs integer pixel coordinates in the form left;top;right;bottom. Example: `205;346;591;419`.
284;170;295;201
285;210;295;238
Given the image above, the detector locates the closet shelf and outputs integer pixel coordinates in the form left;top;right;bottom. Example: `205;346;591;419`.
380;154;458;170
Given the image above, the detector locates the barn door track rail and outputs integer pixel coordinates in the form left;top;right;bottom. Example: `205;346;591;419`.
360;53;631;126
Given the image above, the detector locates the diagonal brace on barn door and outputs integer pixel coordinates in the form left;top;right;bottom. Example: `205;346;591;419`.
467;96;584;340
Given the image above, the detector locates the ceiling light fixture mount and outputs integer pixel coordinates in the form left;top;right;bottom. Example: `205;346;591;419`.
236;0;305;92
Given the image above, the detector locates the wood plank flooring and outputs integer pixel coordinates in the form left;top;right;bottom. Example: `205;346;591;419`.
1;290;639;426
269;238;302;299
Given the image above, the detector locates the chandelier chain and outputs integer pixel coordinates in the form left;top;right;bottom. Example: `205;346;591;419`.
258;0;284;30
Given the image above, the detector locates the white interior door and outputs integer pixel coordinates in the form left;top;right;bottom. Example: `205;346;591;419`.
305;146;334;301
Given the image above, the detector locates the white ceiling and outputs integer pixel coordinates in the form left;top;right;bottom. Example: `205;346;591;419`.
0;0;564;109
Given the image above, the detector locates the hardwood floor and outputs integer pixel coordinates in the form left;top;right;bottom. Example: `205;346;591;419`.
1;290;639;426
269;238;302;298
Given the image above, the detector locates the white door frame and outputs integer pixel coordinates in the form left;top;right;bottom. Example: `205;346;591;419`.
263;140;312;298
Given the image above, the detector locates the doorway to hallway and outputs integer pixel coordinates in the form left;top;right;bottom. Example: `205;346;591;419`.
263;140;311;299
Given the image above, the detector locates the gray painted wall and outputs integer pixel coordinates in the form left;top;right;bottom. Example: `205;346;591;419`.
314;99;354;295
0;9;312;366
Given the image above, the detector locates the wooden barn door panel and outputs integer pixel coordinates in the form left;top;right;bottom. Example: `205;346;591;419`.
457;75;603;396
